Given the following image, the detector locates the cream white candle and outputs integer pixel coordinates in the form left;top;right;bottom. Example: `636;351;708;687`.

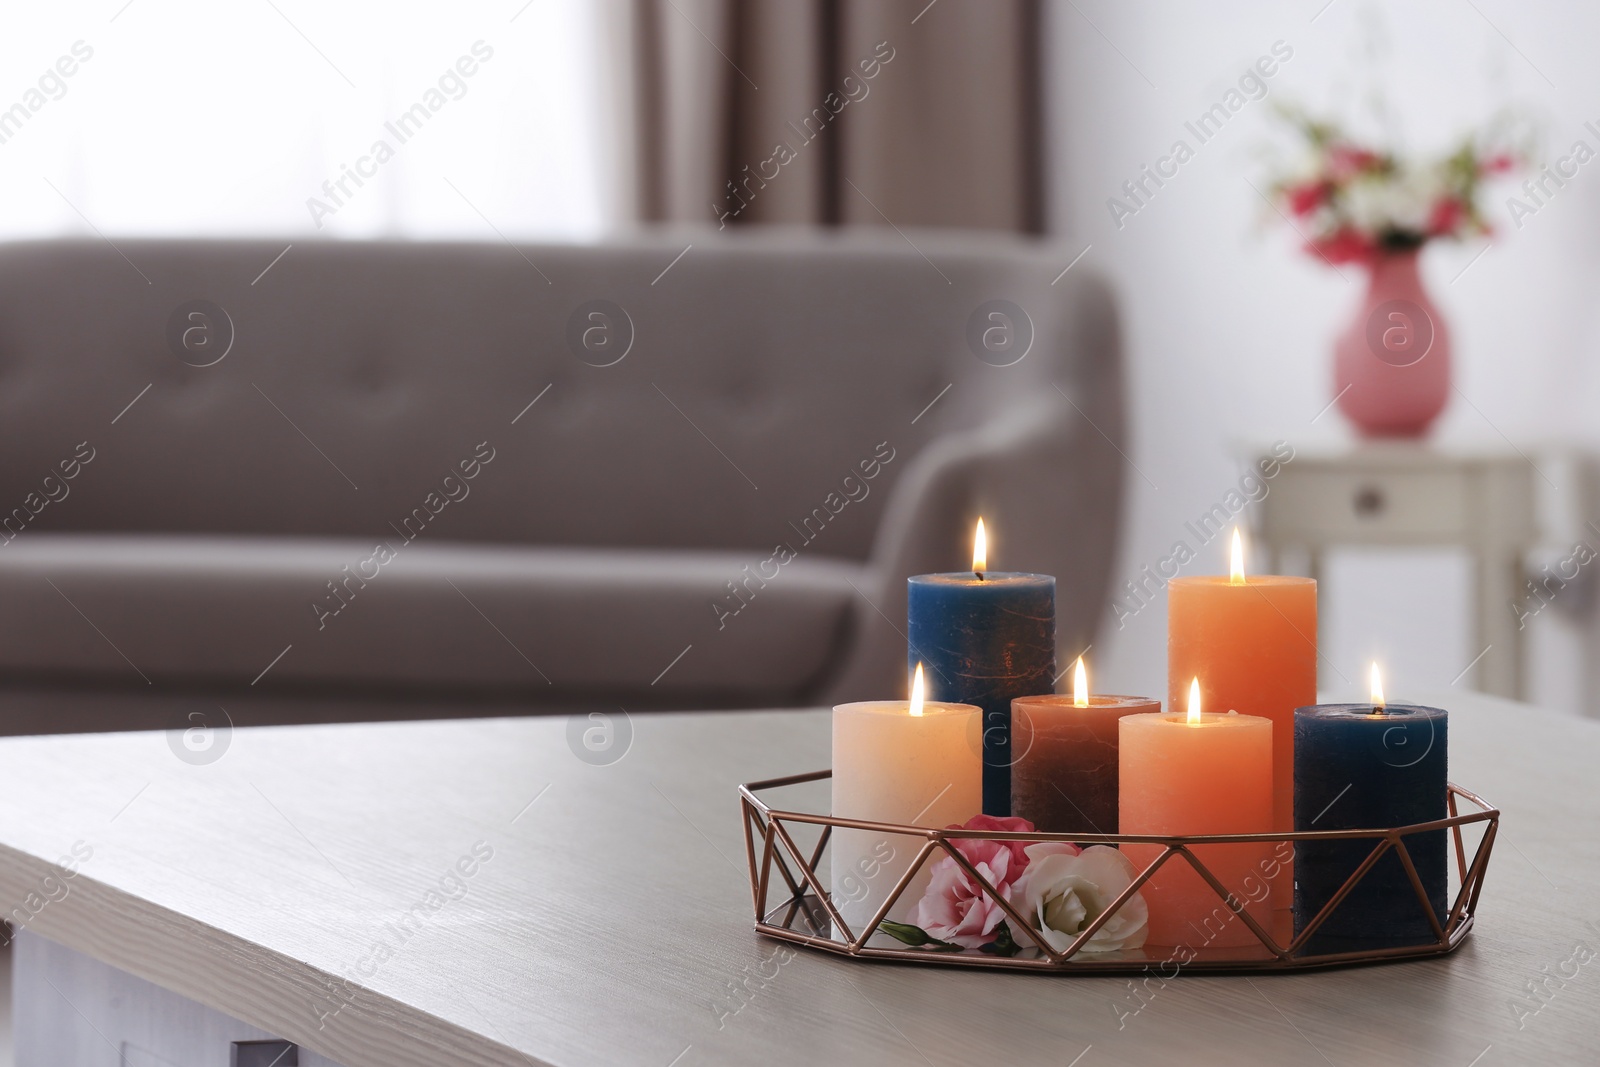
830;664;982;940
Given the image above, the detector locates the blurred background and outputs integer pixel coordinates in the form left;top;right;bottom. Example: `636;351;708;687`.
1;0;1596;723
1050;0;1600;717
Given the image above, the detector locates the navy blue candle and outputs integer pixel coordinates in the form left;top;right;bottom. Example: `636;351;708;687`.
1293;701;1448;954
907;566;1056;817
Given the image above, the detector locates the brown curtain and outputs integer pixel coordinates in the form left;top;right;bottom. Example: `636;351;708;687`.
628;0;1043;232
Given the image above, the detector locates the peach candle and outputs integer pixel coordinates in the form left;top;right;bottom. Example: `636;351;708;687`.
1120;680;1274;949
831;664;982;940
1168;529;1315;898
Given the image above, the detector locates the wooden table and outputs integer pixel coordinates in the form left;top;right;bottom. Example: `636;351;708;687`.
0;692;1595;1066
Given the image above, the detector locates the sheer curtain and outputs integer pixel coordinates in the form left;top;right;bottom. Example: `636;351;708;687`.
0;1;614;240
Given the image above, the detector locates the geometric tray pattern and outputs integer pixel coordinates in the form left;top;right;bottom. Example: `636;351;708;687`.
740;770;1498;973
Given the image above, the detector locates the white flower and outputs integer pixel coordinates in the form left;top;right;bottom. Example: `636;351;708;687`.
1340;166;1443;237
1016;844;1148;954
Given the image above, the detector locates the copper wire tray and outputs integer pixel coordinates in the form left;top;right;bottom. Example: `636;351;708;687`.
739;770;1498;973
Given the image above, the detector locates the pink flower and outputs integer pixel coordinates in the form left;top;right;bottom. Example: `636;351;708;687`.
1428;197;1464;236
1328;144;1381;180
948;813;1036;871
1284;181;1329;217
1480;152;1517;175
913;815;1061;949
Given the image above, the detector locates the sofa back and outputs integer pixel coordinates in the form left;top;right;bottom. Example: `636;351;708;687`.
0;231;1112;560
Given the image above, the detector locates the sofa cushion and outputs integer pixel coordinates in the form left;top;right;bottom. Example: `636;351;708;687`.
0;535;862;703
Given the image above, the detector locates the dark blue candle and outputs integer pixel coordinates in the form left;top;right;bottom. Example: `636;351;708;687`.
1293;701;1448;954
907;570;1056;816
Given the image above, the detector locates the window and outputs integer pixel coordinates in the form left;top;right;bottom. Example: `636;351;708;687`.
0;1;612;240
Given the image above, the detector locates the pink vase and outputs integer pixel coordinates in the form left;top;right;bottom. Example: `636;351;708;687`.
1332;249;1451;437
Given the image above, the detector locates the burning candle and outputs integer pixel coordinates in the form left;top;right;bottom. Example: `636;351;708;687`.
1168;528;1315;899
831;664;983;939
1293;663;1449;954
1120;679;1275;949
1012;657;1159;836
908;518;1056;816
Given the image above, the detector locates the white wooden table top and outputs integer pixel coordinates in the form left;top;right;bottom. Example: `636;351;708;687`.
0;691;1594;1067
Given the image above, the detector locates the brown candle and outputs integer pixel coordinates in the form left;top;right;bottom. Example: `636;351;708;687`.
1011;690;1160;836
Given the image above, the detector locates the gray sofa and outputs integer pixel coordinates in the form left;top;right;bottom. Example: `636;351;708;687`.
0;230;1123;727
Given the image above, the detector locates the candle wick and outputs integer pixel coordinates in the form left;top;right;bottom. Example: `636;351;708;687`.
974;570;985;581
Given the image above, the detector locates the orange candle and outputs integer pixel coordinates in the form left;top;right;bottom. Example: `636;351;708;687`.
1167;529;1315;901
1120;680;1274;950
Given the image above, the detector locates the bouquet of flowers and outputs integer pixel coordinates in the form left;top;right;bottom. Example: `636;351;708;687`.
1266;105;1524;264
877;814;1149;957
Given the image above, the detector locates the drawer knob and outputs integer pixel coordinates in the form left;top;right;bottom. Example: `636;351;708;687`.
232;1041;297;1067
1354;486;1386;517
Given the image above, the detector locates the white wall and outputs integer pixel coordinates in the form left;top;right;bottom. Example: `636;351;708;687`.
1044;0;1600;712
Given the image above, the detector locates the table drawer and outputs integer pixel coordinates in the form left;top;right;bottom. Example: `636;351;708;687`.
14;932;345;1067
1263;467;1471;543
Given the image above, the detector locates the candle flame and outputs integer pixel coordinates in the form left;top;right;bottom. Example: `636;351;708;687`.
910;662;926;717
972;518;987;575
1370;661;1385;711
1230;527;1246;585
1187;676;1202;724
1073;656;1089;707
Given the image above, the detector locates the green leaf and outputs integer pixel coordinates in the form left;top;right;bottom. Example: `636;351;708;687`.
877;921;964;952
979;921;1023;957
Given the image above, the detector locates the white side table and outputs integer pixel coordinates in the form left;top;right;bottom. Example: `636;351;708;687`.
1246;443;1538;698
